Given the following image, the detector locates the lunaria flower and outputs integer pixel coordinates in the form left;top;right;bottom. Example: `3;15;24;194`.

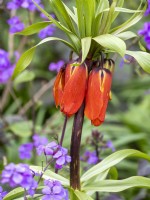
49;60;65;72
19;143;33;160
1;163;37;196
38;24;56;39
7;16;24;33
81;151;98;165
0;186;7;199
0;49;14;84
42;179;68;200
138;22;150;50
36;142;71;169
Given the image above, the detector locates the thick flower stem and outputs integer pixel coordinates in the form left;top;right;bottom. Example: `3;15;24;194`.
70;102;85;190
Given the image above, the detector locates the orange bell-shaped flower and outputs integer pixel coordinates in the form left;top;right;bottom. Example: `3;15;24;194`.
53;67;65;107
84;59;114;126
60;63;88;116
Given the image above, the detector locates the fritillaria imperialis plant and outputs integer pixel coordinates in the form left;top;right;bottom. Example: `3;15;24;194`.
4;0;150;199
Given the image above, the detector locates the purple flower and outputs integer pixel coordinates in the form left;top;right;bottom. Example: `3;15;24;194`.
7;0;24;10
138;22;150;50
49;60;65;72
32;134;48;147
19;143;33;160
0;49;14;84
145;0;150;16
37;142;71;170
7;16;24;34
1;163;37;196
106;140;115;152
0;186;7;199
42;180;68;200
7;0;42;11
37;141;58;156
81;151;98;165
119;55;134;68
38;24;56;39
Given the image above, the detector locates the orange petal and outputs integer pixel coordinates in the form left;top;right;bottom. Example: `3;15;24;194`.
84;68;103;120
53;68;65;107
61;64;87;116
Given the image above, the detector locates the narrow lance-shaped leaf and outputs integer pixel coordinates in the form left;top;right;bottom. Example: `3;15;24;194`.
126;50;150;74
74;191;94;200
12;37;76;79
81;149;150;182
16;21;52;36
81;37;92;63
93;34;126;57
83;176;150;192
116;31;137;40
49;0;76;33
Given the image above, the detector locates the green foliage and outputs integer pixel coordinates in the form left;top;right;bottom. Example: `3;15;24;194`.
12;0;149;79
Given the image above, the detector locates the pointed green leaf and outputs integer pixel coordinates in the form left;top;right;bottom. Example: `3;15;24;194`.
111;1;146;34
16;21;52;36
81;37;92;63
116;31;137;40
126;50;150;74
30;165;69;186
63;4;78;24
74;191;94;200
83;176;150;192
93;34;126;57
49;0;76;33
12;37;76;79
81;149;150;182
3;187;24;200
76;0;85;38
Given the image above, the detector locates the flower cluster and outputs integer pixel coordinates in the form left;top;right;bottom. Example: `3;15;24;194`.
81;151;98;165
7;16;24;34
138;1;150;50
49;60;65;72
53;59;115;126
1;163;37;196
0;186;7;200
37;141;71;169
42;179;68;200
0;49;14;84
7;0;42;11
138;22;150;50
38;24;56;39
145;0;150;16
19;134;48;160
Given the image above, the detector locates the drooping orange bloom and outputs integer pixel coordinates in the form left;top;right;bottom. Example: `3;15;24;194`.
53;63;88;116
53;67;65;107
84;59;114;126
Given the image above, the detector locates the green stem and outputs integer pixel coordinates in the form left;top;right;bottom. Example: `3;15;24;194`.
70;102;85;190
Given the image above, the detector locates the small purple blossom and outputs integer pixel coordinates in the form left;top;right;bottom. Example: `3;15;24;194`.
0;186;7;200
119;55;134;68
49;60;65;72
32;134;48;147
0;49;14;84
106;140;115;152
1;163;37;196
7;16;24;34
81;151;98;165
37;142;71;170
38;24;56;39
7;0;24;10
145;0;150;16
7;0;42;11
19;143;33;160
42;180;68;200
138;22;150;50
